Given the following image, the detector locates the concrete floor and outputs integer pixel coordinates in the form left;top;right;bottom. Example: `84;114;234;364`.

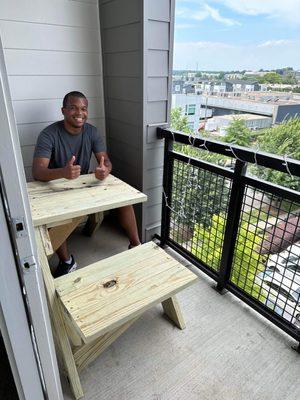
58;217;300;400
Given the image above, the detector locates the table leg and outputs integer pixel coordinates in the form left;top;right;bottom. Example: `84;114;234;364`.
35;227;84;399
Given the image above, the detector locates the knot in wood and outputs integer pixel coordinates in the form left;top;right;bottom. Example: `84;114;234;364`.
103;279;117;289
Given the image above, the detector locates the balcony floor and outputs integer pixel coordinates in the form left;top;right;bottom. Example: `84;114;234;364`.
59;217;300;400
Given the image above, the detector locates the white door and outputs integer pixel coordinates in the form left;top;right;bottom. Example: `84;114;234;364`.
0;36;63;400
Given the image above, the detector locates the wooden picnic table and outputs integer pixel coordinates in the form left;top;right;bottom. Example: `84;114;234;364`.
28;173;197;400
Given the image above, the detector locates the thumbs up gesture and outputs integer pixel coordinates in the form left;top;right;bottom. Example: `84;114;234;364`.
62;156;81;179
95;156;108;181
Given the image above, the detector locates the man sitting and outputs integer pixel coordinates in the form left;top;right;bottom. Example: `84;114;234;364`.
32;91;141;277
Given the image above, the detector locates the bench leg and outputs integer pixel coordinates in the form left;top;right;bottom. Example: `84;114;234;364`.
162;295;186;330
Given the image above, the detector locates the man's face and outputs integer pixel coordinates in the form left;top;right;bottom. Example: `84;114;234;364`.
62;96;88;132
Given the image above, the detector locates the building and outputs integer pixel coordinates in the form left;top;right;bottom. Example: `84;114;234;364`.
228;79;260;92
213;81;233;93
172;94;213;131
205;113;273;135
198;92;300;123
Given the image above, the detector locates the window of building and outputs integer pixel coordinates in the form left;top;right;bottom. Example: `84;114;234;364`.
187;104;196;115
188;122;194;130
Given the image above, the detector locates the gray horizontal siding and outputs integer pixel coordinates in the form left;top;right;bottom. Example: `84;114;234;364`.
0;0;105;181
100;0;140;28
148;20;169;50
148;78;168;101
107;119;142;147
102;23;140;53
148;0;170;21
147;50;169;76
106;98;141;126
100;0;174;241
142;0;174;240
144;167;163;190
104;52;141;77
105;77;141;102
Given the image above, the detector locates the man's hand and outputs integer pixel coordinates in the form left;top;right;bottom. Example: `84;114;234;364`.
62;156;81;179
95;156;109;181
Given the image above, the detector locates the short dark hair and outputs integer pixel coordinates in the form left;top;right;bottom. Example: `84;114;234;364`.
62;91;87;108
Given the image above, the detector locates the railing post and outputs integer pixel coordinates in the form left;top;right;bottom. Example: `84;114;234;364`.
217;159;247;292
159;129;174;246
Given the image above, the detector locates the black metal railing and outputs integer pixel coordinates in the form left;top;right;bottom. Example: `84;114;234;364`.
157;127;300;344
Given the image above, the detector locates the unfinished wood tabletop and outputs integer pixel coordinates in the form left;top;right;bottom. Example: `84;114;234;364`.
27;174;147;227
55;242;198;343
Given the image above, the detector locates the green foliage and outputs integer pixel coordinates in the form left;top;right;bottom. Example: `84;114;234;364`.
170;107;230;227
223;118;252;147
171;161;230;227
192;214;266;300
170;107;192;133
251;118;300;191
257;72;282;84
282;73;297;85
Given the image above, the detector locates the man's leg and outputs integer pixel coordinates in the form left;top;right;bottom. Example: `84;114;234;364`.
54;241;77;278
117;205;141;247
56;241;70;261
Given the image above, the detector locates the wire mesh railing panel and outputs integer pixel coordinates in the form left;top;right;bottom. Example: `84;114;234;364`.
230;185;300;327
169;158;232;272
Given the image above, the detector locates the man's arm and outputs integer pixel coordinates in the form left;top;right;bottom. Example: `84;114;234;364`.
32;156;81;182
94;152;112;181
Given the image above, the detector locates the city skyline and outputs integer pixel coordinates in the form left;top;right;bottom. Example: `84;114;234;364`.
174;0;300;71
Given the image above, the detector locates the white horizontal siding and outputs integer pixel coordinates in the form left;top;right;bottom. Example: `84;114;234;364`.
8;75;103;100
18;118;105;147
0;1;105;181
4;50;102;76
1;21;100;53
13;98;104;124
0;0;99;28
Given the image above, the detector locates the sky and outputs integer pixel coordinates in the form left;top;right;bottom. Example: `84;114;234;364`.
173;0;300;71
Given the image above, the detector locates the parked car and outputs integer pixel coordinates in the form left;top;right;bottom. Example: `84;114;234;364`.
255;269;300;324
265;242;300;275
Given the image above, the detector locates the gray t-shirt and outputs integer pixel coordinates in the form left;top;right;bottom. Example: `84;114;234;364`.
34;121;106;174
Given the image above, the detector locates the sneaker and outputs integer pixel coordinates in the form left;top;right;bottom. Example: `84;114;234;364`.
54;255;77;278
128;243;142;250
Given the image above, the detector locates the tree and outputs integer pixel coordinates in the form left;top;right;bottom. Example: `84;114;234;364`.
282;73;297;85
258;72;282;84
192;214;266;300
223;118;252;147
169;107;230;232
250;118;300;191
170;107;192;133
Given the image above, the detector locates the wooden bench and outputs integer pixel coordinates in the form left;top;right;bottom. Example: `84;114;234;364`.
35;228;197;399
55;242;197;343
